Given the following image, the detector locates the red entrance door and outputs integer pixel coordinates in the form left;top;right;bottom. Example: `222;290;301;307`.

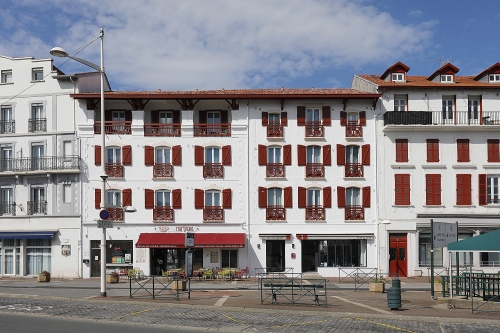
389;234;407;277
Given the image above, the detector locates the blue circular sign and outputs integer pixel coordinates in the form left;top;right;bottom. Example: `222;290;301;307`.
99;210;110;220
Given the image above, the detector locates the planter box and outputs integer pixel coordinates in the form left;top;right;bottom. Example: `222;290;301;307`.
434;283;442;292
106;274;119;284
172;280;187;291
369;282;385;293
37;273;50;283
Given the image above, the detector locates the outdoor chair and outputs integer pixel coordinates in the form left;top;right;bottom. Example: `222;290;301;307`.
203;269;214;281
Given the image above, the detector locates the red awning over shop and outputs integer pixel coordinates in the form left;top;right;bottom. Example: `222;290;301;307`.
194;233;246;248
135;233;246;248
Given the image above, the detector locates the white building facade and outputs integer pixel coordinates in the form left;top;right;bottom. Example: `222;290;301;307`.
352;61;500;277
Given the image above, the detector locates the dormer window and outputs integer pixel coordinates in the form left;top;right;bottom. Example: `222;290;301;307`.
441;75;453;82
489;74;500;82
392;73;404;82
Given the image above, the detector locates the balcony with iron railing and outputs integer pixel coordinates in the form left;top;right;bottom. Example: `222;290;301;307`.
305;121;324;137
266;205;286;220
0;202;16;216
105;207;124;221
28;118;47;132
153;206;174;221
144;124;181;137
346;122;362;137
266;163;285;178
306;205;325;220
105;162;124;178
344;205;364;220
305;163;324;178
203;163;223;178
94;121;132;134
27;200;47;215
384;110;500;126
0;156;82;174
194;124;231;137
267;121;283;138
344;163;363;177
0;120;15;134
203;206;224;221
153;163;173;178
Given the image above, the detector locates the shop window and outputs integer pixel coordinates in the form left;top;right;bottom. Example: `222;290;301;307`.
418;234;443;267
221;249;238;268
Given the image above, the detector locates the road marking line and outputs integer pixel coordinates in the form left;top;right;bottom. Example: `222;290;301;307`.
214;295;229;307
332;295;394;315
113;308;152;320
349;317;418;333
270;320;329;328
219;312;246;325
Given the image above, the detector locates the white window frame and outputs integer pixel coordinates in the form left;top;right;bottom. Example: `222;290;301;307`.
32;67;43;81
156;190;171;207
347;112;359;124
106;190;122;207
159;111;173;124
268;113;280;124
487;175;500;204
392;73;404;82
468;96;480;120
306;146;321;164
31;103;44;119
155;147;171;164
207;111;221;124
394;95;407;112
306;107;321;123
489;74;500;82
441;74;453;82
106;147;121;164
205;190;221;207
346;187;360;206
306;188;321;206
267;146;281;164
346;145;360;163
1;70;12;84
267;188;282;206
205;147;220;163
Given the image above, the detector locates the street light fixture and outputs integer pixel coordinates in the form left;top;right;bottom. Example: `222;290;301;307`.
51;28;109;296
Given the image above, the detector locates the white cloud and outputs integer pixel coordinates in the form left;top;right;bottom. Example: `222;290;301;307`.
2;0;434;90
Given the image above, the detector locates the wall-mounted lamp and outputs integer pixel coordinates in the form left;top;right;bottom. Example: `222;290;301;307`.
292;244;295;249
257;244;261;249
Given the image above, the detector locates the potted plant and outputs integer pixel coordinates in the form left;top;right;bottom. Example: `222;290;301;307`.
106;271;119;284
369;277;385;293
37;270;51;283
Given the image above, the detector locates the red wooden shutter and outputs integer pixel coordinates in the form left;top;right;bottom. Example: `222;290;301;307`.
261;112;268;126
173;110;181;124
362;186;371;208
123;188;132;207
145;189;154;209
222;189;232;209
362;144;370;165
337;186;346;207
395;174;411;205
145;146;154;166
95;145;101;166
281;112;287;126
258;187;267;208
456;174;472;206
151;110;159;123
297;106;305;126
258;145;267;165
457;139;470;162
323;145;331;166
222;145;231;166
172;189;182;209
104;110;112;121
322;106;331;126
194;189;204;209
340;111;347;126
198;111;206;123
125;110;132;122
297;145;306;166
478;174;487;206
336;144;345;165
359;111;366;126
425;174;441;205
283;144;292;166
122;145;132;166
426;139;439;162
284;187;292;208
221;110;228;124
95;189;101;209
298;187;307;208
395;139;408;163
172;145;182;166
488;139;500;162
323;186;332;208
194;145;204;166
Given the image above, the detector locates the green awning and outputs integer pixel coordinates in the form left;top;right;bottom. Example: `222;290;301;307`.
448;229;500;252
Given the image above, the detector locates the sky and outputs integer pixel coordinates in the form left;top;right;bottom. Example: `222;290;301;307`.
1;0;499;92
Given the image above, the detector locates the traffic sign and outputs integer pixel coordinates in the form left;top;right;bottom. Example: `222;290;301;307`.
99;210;110;220
432;222;457;247
97;220;113;228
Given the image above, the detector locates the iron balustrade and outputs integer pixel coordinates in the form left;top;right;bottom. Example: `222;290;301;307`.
266;205;285;220
345;162;363;177
105;162;124;178
305;205;325;220
346;124;362;137
106;207;124;221
344;205;364;220
384;110;500;126
27;200;47;215
266;163;285;177
193;124;231;137
144;124;181;137
304;121;323;137
0;156;82;173
28;118;47;132
305;163;324;178
0;120;15;134
487;198;500;204
153;206;174;221
153;163;173;178
203;163;223;178
0;202;16;216
267;122;283;137
129;275;190;300
94;121;132;134
203;206;224;221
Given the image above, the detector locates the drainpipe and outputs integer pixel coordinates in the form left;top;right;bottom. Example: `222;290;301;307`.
246;101;251;271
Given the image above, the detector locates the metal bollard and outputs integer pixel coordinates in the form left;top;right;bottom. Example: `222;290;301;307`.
387;278;401;310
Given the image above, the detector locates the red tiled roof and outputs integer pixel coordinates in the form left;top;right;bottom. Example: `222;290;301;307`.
357;74;500;89
379;61;410;80
427;63;460;81
474;62;500;81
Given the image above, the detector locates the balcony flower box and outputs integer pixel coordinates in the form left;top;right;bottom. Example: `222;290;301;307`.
37;271;51;283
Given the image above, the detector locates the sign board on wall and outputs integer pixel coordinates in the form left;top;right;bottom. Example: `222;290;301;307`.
135;248;146;263
433;222;458;248
210;251;219;263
